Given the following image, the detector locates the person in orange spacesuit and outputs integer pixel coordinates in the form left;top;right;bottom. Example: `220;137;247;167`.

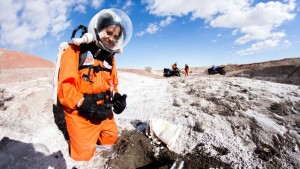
57;8;132;161
185;64;189;76
172;62;178;71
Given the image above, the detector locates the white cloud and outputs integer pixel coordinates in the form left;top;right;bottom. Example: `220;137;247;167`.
136;23;159;36
144;0;251;19
136;31;145;37
211;0;295;47
146;23;159;34
144;0;297;55
136;16;174;36
159;16;175;27
0;0;73;48
232;29;238;36
91;0;103;9
235;27;286;45
74;4;86;13
0;0;104;49
283;40;291;46
122;0;133;13
236;39;280;56
73;0;103;13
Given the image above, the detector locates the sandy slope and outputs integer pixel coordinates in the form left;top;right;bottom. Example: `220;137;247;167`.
1;68;300;168
0;49;53;69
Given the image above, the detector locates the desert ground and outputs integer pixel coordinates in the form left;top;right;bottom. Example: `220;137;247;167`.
0;49;300;169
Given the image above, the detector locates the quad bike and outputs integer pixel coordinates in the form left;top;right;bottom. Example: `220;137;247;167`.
208;66;226;75
163;68;181;77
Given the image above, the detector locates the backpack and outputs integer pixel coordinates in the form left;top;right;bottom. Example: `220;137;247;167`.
52;25;88;105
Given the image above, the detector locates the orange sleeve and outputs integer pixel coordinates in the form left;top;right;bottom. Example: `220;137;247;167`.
111;57;119;93
57;45;83;109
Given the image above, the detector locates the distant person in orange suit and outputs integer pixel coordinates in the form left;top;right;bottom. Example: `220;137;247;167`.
185;64;189;76
172;62;178;71
57;8;132;161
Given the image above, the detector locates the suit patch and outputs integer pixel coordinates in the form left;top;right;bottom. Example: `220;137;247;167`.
103;60;112;69
83;51;94;66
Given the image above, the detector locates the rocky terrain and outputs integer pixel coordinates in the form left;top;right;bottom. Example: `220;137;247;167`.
0;49;300;169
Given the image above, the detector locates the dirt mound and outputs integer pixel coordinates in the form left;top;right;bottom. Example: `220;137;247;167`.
0;49;53;69
103;130;230;169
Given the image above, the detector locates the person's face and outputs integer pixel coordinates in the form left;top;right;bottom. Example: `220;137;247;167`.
100;25;121;49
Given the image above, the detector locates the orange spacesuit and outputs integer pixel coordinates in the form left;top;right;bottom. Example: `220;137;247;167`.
56;8;132;161
58;44;119;161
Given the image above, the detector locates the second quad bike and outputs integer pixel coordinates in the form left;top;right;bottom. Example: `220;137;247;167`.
208;66;226;75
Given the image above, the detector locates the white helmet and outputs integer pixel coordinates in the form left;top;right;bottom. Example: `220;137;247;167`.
88;8;133;52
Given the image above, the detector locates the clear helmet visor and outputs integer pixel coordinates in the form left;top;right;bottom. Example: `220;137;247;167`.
88;8;133;52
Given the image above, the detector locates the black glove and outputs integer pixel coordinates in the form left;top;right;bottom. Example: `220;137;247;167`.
79;95;97;116
112;93;127;114
79;95;112;121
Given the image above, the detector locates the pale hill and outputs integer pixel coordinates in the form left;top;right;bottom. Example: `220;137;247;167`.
0;49;53;69
224;58;300;85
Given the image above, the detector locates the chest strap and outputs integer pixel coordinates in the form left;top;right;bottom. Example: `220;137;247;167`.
79;65;111;73
80;65;112;83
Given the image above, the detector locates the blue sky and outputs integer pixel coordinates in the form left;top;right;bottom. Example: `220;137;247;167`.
0;0;299;69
